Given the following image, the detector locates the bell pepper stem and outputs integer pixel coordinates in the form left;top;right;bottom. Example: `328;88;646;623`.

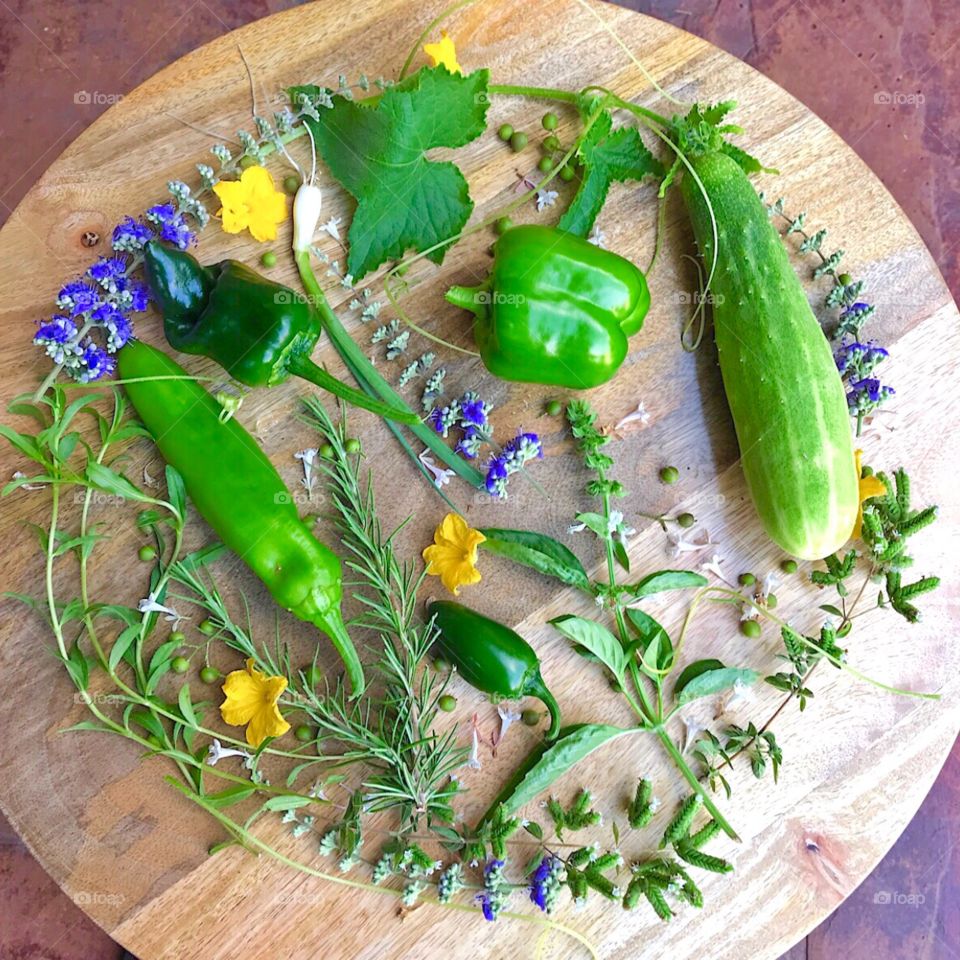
526;673;562;741
444;283;486;316
313;607;365;699
286;353;420;425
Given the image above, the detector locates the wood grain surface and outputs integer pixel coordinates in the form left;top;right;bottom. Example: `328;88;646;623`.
0;1;957;958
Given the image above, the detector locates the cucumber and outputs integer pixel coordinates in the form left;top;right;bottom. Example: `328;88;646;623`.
680;151;858;560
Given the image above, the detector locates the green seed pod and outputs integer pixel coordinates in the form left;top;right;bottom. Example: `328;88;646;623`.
541;112;558;131
509;131;528;152
283;175;300;194
433;657;450;673
169;630;186;645
294;724;313;742
199;666;220;684
537;156;554;173
261;251;277;268
138;544;157;562
740;619;761;638
765;593;779;610
198;619;217;636
837;272;853;286
498;123;514;142
544;399;562;417
543;134;561;152
738;572;756;587
495;217;514;236
559;164;576;182
780;559;798;574
171;655;190;674
345;438;361;454
521;708;541;726
659;465;679;485
438;694;457;712
677;512;696;529
319;443;335;459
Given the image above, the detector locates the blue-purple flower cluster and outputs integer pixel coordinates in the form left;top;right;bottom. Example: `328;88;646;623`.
833;340;894;420
529;855;566;913
485;431;544;499
33;204;198;383
475;858;508;922
429;389;492;458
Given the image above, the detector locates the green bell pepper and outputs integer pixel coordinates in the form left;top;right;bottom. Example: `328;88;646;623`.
429;600;561;739
142;241;417;424
445;225;650;389
118;338;365;696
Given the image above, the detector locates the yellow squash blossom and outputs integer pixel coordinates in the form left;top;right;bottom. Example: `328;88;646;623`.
423;30;461;74
212;165;288;242
423;513;485;595
220;658;290;747
853;448;887;538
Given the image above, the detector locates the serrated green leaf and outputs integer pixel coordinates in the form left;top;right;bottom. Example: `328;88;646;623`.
626;608;675;675
559;110;662;236
293;66;490;279
477;528;589;590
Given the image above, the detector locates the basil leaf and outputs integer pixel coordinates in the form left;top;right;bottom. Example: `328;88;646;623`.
550;615;626;679
478;528;590;590
479;724;635;821
625;608;674;673
623;569;707;600
675;664;759;704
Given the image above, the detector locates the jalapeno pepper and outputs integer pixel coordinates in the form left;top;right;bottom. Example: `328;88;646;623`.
117;338;364;696
142;241;417;425
428;600;561;739
445;225;650;389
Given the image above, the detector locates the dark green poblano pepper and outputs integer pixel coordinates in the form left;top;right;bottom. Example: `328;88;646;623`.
429;600;561;739
445;225;650;390
142;241;417;424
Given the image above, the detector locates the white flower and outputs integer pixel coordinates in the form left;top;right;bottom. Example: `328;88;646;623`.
607;510;625;533
142;467;158;488
700;553;725;580
681;714;706;752
308;781;328;800
11;471;42;491
613;402;650;433
206;738;251;766
535;189;558;212
587;227;606;248
666;529;715;557
137;593;181;623
321;216;342;241
568;521;587;534
295;447;318;497
466;722;482;771
721;679;755;714
759;571;781;600
418;449;455;489
740;599;760;621
495;703;522;749
649;795;662;813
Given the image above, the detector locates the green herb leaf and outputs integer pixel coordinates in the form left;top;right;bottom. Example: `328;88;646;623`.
559;109;662;237
292;66;490;279
623;569;707;600
262;795;313;812
478;724;636;820
205;784;257;809
626;608;674;675
550;615;626;679
85;462;154;504
478;528;590;590
674;663;758;704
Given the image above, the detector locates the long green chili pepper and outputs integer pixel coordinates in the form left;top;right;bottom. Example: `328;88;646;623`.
118;338;365;696
429;600;561;739
142;241;418;425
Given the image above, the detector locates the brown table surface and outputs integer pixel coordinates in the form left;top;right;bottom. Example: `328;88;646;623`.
0;1;956;959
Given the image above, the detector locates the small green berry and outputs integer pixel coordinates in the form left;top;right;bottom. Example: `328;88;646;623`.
659;465;679;485
283;174;300;194
294;724;313;742
495;216;513;236
438;694;457;712
138;544;157;562
498;123;514;142
345;438;361;454
171;655;190;674
740;620;762;638
433;657;450;673
537;156;554;173
509;131;528;152
738;572;756;587
169;630;186;645
559;164;576;182
544;399;562;417
198;619;217;637
239;155;257;170
765;593;779;610
676;512;696;529
521;708;541;727
838;272;853;286
199;666;220;684
541;112;558;131
260;250;277;268
780;559;798;574
543;134;561;152
319;443;335;459
303;664;324;688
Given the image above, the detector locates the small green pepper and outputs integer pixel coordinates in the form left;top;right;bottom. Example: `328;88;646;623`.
142;242;416;425
429;601;561;740
445;226;649;389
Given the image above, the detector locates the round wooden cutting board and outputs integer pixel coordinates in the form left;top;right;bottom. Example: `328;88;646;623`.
0;1;957;958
